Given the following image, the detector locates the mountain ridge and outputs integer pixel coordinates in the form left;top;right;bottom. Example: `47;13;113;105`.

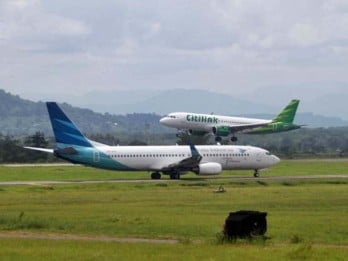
0;89;347;136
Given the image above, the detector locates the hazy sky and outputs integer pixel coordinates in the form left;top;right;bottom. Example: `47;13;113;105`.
1;0;348;110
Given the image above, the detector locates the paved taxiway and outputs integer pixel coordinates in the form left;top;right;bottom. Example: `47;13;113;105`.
0;174;347;187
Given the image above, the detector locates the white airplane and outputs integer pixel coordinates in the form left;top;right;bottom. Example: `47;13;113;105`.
160;100;301;142
25;102;280;179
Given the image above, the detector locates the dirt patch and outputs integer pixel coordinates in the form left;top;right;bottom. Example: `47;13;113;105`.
0;232;178;244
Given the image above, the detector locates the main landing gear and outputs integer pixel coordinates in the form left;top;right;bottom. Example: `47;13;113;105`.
151;172;161;180
170;172;181;180
254;169;260;178
215;136;222;142
151;172;181;180
214;136;238;143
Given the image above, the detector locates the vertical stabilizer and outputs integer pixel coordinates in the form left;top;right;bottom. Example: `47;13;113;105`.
272;100;300;123
46;102;92;147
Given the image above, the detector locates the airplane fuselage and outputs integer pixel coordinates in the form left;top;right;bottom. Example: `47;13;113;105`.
56;144;279;174
160;112;272;133
160;112;271;132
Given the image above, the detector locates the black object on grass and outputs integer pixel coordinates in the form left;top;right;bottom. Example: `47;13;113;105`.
223;210;267;239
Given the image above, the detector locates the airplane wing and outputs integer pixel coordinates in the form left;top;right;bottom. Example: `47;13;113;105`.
176;130;211;145
160;144;202;173
24;147;54;153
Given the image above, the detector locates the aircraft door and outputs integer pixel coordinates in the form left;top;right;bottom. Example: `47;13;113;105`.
93;151;100;162
226;159;235;168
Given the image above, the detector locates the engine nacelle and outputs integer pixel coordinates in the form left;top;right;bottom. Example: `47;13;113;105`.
212;126;230;137
193;162;222;175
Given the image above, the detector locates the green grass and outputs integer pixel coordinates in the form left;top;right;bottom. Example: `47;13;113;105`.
268;159;348;176
0;238;347;261
0;162;347;259
1;159;348;182
0;181;347;243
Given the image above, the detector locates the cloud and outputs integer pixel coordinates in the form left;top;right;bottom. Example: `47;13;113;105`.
0;0;347;116
0;0;90;52
288;24;322;47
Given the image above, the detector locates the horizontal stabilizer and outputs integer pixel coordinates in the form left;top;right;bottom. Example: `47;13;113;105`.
24;147;54;153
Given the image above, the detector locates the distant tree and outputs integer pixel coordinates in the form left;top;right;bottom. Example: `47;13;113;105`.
88;133;120;146
23;132;49;162
25;131;48;147
128;140;147;146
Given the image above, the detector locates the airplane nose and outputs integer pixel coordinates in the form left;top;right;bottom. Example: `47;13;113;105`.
272;155;280;164
160;117;169;125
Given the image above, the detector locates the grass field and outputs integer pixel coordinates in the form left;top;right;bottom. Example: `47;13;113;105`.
0;160;347;260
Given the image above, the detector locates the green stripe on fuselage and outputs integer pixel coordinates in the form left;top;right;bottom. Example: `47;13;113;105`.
245;122;301;134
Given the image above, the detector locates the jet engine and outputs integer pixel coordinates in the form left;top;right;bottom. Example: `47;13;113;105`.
193;162;222;175
212;126;230;137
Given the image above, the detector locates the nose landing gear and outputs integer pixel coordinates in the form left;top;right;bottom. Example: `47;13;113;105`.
254;170;260;178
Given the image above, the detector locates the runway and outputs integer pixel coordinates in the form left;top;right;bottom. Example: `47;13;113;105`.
0;174;347;186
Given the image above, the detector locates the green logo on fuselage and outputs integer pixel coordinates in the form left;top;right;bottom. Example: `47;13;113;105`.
186;114;218;124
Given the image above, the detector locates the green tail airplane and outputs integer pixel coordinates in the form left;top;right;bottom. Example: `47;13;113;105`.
161;99;302;142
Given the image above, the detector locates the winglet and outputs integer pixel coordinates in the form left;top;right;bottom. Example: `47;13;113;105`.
189;142;201;158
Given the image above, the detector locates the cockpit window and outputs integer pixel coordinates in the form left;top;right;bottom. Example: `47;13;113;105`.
265;151;271;156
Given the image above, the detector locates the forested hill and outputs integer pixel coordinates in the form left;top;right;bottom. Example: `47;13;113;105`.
0;89;46;117
1;89;348;136
0;89;169;136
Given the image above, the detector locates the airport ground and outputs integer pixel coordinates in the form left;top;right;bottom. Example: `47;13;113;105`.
0;160;347;260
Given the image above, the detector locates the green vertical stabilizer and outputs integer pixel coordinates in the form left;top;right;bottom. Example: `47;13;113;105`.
245;99;301;135
272;99;300;123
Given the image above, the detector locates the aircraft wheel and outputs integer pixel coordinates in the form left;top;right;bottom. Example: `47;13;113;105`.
151;172;161;179
231;136;238;142
254;170;260;178
170;173;180;180
215;136;222;142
